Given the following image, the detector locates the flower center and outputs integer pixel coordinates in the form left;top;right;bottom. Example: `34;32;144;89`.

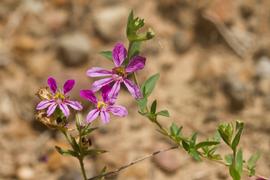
54;92;65;100
97;101;107;109
112;67;127;77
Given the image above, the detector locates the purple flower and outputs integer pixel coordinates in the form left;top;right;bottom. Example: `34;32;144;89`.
80;85;128;124
87;42;146;99
36;77;83;117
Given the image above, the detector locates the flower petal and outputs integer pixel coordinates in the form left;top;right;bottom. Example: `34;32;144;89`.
125;56;146;73
36;100;53;110
47;77;57;93
100;111;110;124
123;79;142;99
112;43;127;67
63;79;75;94
107;81;121;103
101;85;112;103
86;109;100;123
66;100;83;111
47;103;57;116
87;67;113;77
91;77;114;92
108;105;128;117
59;103;70;117
80;90;97;104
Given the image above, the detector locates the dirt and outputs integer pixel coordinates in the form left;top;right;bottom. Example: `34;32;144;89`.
0;0;269;179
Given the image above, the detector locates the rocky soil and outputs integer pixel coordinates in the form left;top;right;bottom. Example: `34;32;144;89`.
0;0;270;179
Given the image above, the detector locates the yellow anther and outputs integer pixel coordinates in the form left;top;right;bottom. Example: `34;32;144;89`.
97;101;106;109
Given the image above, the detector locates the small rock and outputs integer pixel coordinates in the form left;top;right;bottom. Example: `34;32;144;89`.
222;75;248;112
93;6;129;41
256;56;270;79
44;10;68;32
173;30;193;54
17;166;34;180
57;32;91;66
152;142;186;174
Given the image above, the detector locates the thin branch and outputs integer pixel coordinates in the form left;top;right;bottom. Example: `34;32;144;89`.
88;146;179;180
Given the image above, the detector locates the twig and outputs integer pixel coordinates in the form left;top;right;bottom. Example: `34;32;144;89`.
88;146;179;180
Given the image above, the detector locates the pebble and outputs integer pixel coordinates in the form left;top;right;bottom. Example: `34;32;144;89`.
256;56;270;79
17;166;34;180
57;32;91;66
173;30;193;54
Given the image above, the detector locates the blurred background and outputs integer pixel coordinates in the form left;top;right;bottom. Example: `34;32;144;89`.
0;0;270;179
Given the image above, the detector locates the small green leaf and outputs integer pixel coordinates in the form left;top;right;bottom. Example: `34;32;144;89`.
195;141;220;150
225;154;233;166
70;136;80;152
128;41;141;59
100;51;113;61
189;148;201;161
229;165;241;180
231;121;244;151
182;140;189;151
235;149;243;174
247;151;260;176
157;110;170;117
84;149;107;156
170;123;180;137
150;100;157;114
141;74;160;97
190;133;197;147
55;146;78;157
137;97;147;112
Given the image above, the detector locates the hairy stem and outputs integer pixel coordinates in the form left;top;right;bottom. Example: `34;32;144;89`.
88;146;178;180
79;157;87;180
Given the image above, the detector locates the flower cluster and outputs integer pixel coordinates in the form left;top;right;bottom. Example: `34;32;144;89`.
36;42;145;124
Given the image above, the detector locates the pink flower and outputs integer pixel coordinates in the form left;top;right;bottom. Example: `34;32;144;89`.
87;42;146;99
36;77;83;117
80;85;128;124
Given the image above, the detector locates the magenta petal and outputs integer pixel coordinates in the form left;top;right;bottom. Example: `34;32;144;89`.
63;79;75;94
123;79;142;99
47;103;57;116
86;109;99;123
126;56;146;73
66;100;83;110
112;43;127;67
36;100;53;110
101;85;112;103
91;77;114;92
100;111;110;124
47;77;57;93
80;90;97;104
59;103;70;117
108;105;128;117
87;67;113;77
107;81;121;103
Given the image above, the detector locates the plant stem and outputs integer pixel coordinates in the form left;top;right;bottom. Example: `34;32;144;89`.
79;157;87;180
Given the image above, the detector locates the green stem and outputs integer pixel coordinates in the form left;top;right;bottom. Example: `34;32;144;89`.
79;157;87;180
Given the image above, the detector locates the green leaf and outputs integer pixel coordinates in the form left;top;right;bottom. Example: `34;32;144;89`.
100;51;113;61
128;41;141;59
55;146;78;157
231;121;244;151
70;136;80;152
190;133;197;147
195;141;220;150
141;74;160;97
229;165;241;180
189;148;201;161
235;149;243;175
170;123;180;137
81;127;98;136
157;110;170;117
247;151;260;176
84;149;107;156
137;97;147;112
225;154;233;166
182;140;189;151
150;100;157;114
